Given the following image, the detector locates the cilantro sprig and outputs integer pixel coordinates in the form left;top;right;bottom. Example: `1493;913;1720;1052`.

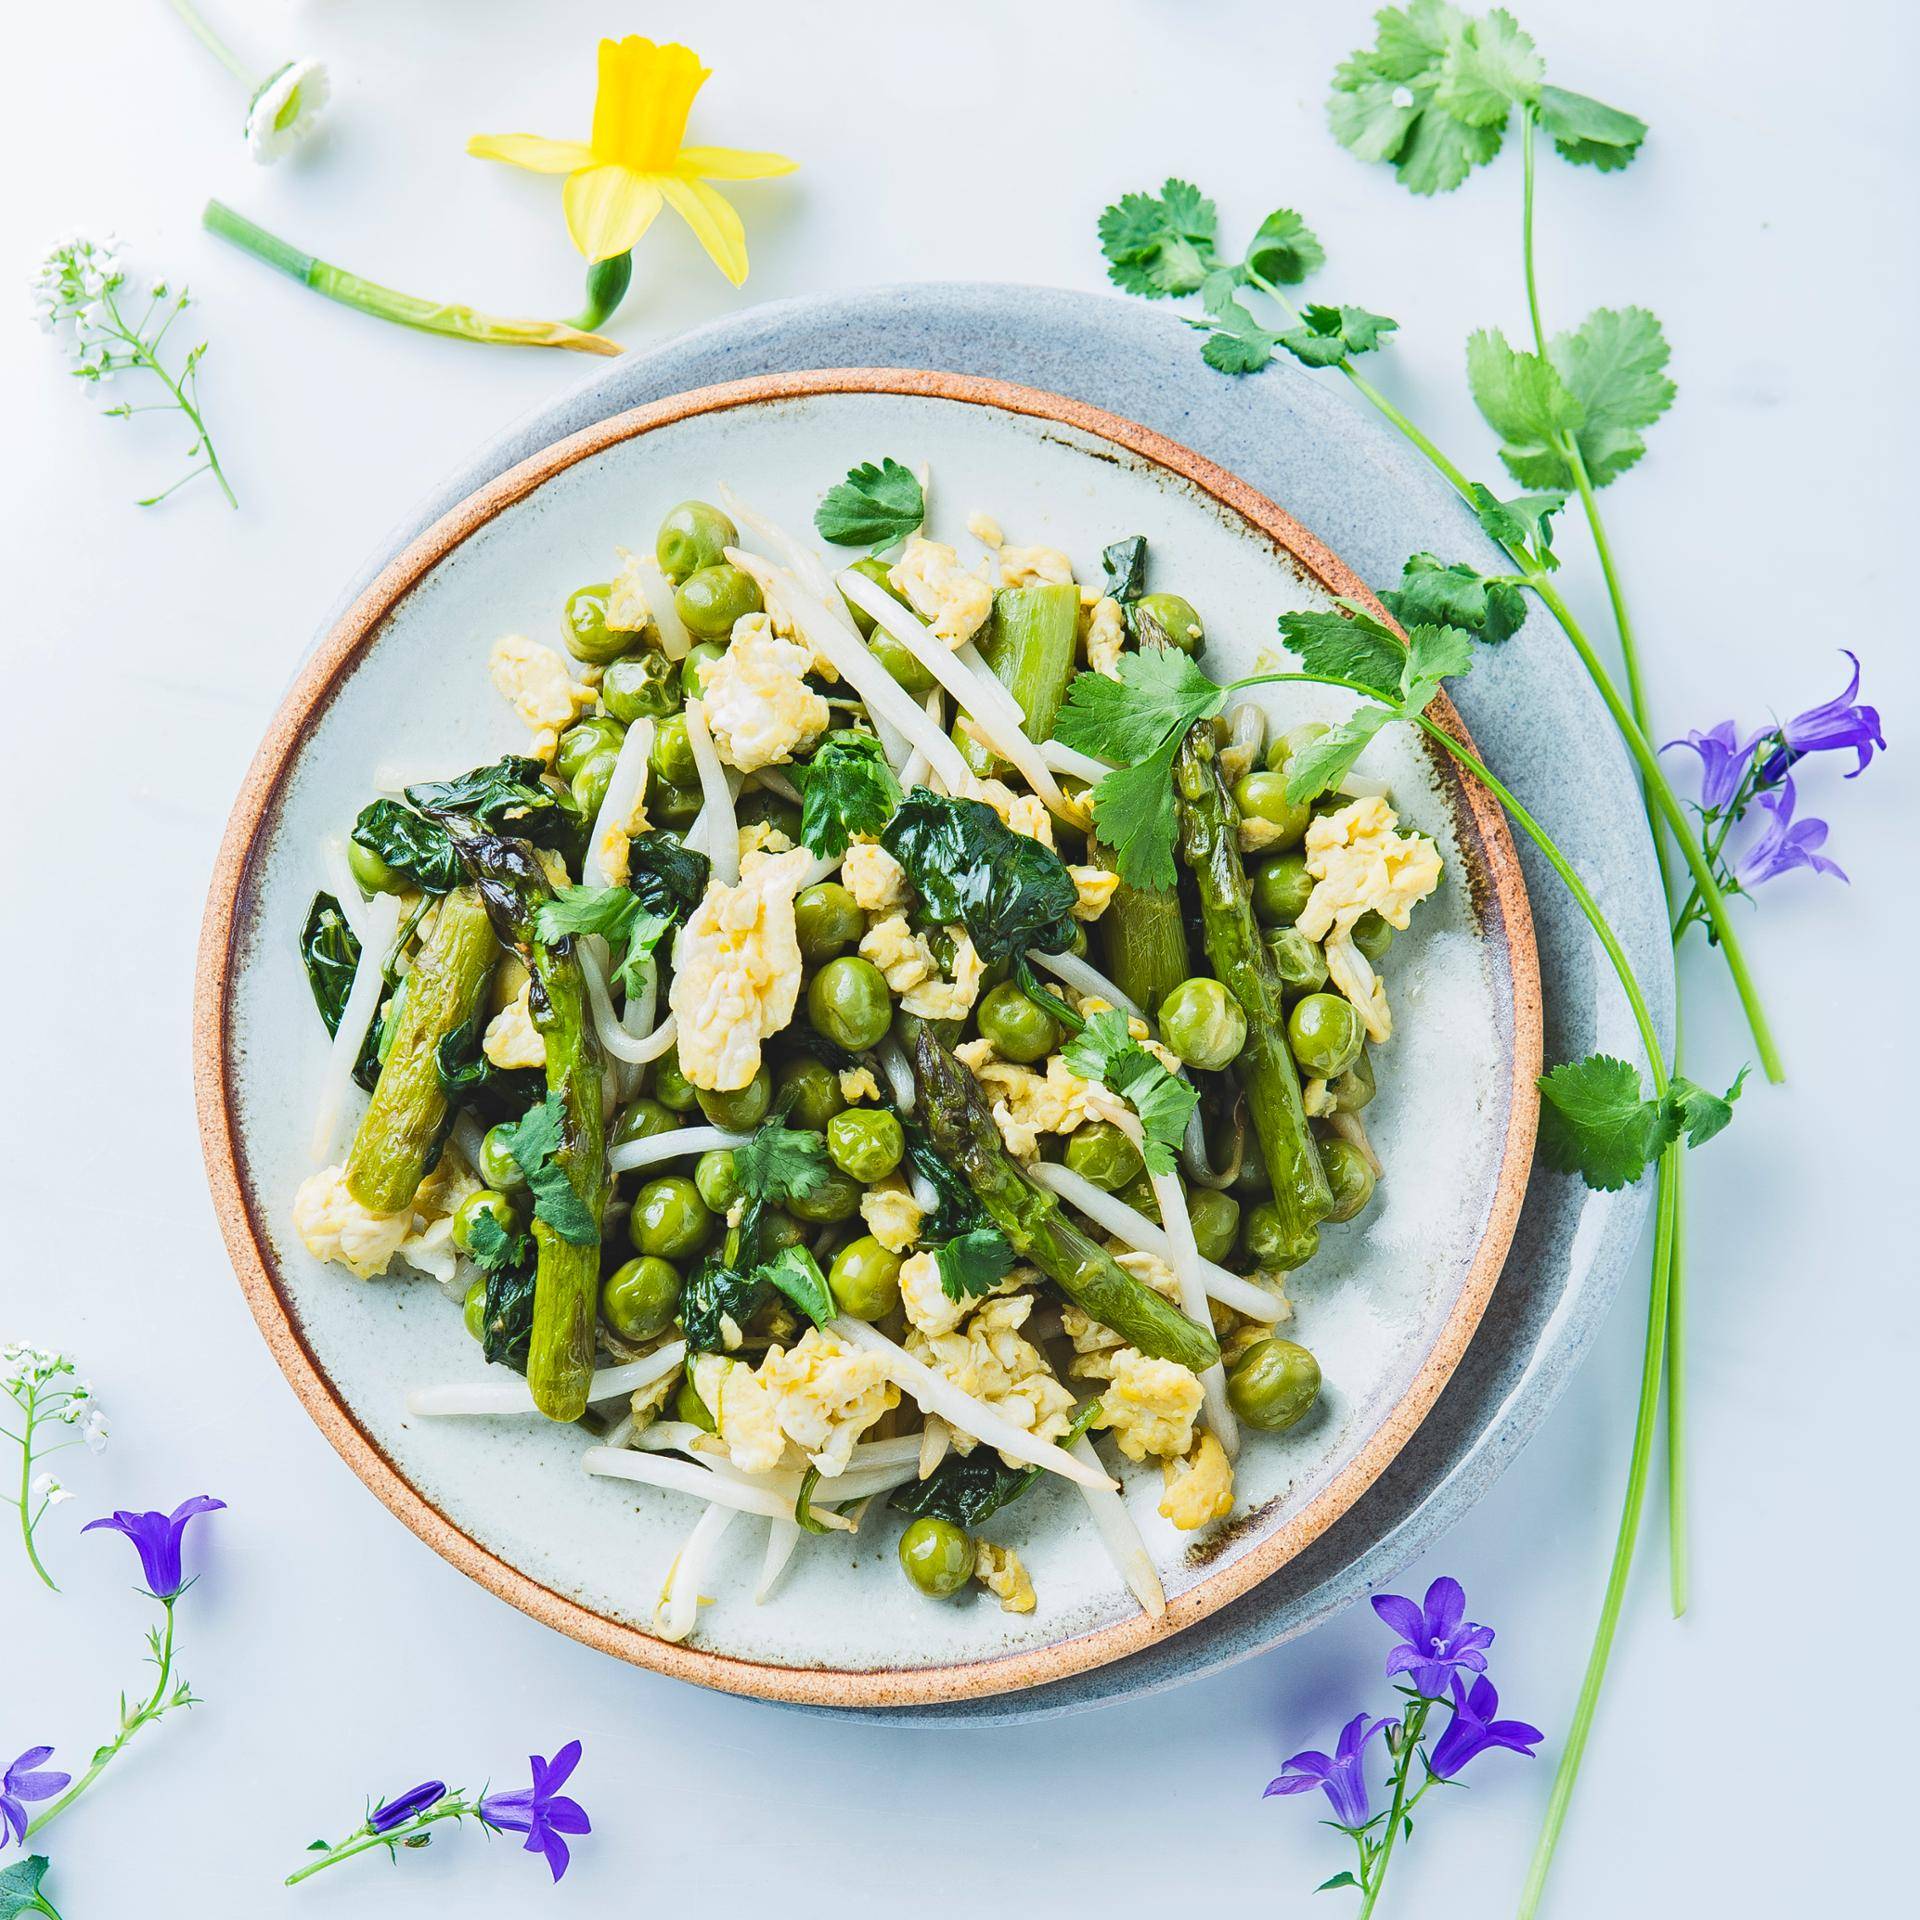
814;457;925;550
1537;1058;1746;1191
535;884;672;997
495;1092;597;1246
1062;1009;1199;1177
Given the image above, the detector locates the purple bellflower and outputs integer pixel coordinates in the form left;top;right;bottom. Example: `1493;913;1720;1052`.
1664;720;1766;812
1264;1712;1393;1828
1736;778;1847;888
1;1747;70;1849
1372;1575;1495;1699
82;1495;224;1599
1760;650;1885;785
369;1782;447;1834
1427;1673;1544;1779
481;1739;590;1882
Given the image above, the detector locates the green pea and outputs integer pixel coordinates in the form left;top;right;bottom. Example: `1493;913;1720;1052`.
1266;926;1330;998
676;1374;715;1431
828;1235;902;1321
899;1515;975;1597
1117;1169;1162;1222
809;955;893;1051
610;1098;678;1151
1227;1338;1322;1431
693;1149;741;1214
346;836;405;897
1251;852;1314;928
462;1279;488;1343
650;713;699;790
1063;1121;1144;1193
1319;1136;1377;1223
1186;1187;1242;1265
656;500;738;583
477;1123;526;1191
786;1167;862;1225
1352;910;1395;962
680;640;725;700
974;980;1059;1064
648;773;702;825
674;563;762;638
839;555;909;637
555;715;626;782
452;1189;521;1255
870;630;937;697
1159;976;1248;1071
1135;591;1204;653
1287;992;1365;1080
1331;1047;1375;1113
827;1108;904;1183
630;1175;714;1261
650;1051;701;1112
697;1063;773;1131
794;882;867;961
776;1057;845;1132
1243;1201;1293;1270
1232;769;1311;849
600;649;680;723
1266;720;1330;774
602;1255;682;1342
563;582;639;665
756;1209;807;1254
570;746;620;824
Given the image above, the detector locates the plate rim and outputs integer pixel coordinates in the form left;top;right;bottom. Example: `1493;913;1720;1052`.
193;366;1542;1707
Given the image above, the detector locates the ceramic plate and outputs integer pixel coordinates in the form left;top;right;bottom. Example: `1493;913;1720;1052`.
197;367;1541;1707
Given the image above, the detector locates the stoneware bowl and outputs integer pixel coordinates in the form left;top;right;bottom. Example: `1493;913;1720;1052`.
197;367;1542;1708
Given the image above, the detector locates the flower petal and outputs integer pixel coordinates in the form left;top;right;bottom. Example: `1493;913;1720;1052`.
1424;1575;1466;1637
592;37;708;172
467;132;598;175
1371;1592;1425;1642
675;145;799;181
658;175;750;285
563;167;664;263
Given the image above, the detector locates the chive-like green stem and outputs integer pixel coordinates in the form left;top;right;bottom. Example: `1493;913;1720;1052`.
167;0;249;81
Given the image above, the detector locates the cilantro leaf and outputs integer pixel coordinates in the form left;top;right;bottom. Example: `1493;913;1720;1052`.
1435;8;1543;127
534;884;672;997
0;1854;58;1920
496;1092;598;1245
1198;298;1282;374
1536;1056;1745;1190
1063;1009;1199;1176
814;458;925;548
936;1227;1017;1303
734;1121;833;1209
1667;1068;1747;1149
1466;327;1585;482
464;1208;531;1277
1277;303;1399;369
1282;705;1400;805
1378;554;1527;644
1097;179;1221;297
1470;482;1565;571
1400;622;1477;704
796;729;902;859
1538;85;1646;170
758;1245;837;1329
1058;648;1224;764
1246;207;1326;286
1278;607;1406;698
1086;744;1187;892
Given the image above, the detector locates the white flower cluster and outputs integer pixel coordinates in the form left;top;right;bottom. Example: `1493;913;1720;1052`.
2;1341;108;1450
28;234;147;380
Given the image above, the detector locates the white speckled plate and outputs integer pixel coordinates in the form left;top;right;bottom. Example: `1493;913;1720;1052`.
196;369;1538;1707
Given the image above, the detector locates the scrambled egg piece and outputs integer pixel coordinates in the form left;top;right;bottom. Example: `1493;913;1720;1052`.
1160;1434;1235;1530
1301;1076;1336;1118
860;1177;924;1254
606;548;653;632
490;952;530;1014
838;1065;882;1103
1069;865;1120;922
906;1295;1075;1467
488;634;593;762
1084;1347;1205;1461
858;915;985;1020
669;848;811;1090
700;615;829;772
997;544;1074;589
1238;816;1292;855
888;537;993;646
483;978;546;1070
292;1155;479;1283
953;1041;1131;1160
691;1354;788;1474
1298;796;1442;1042
898;1249;1026;1337
974;1540;1037;1613
841;839;909;913
757;1328;899;1476
737;819;795;871
592;770;650;889
966;510;1004;548
974;778;1055;848
1085;595;1126;679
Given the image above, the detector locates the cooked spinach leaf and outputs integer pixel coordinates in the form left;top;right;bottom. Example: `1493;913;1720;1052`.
894;1400;1102;1528
477;1263;537;1371
680;1260;763;1355
1101;535;1148;605
880;793;1079;966
300;893;361;1035
352;798;464;894
759;1245;836;1330
434;1005;545;1125
625;831;712;921
903;1125;988;1239
375;754;588;890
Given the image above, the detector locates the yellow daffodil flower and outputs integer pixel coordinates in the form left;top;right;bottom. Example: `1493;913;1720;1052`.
468;36;796;284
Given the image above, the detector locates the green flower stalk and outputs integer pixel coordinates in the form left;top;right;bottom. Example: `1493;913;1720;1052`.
201;202;626;356
165;0;331;165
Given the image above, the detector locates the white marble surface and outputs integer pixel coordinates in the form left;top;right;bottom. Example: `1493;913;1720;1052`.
1;3;1913;1914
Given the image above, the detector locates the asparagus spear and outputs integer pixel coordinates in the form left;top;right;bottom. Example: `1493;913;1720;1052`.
914;1026;1220;1371
448;827;608;1422
955;583;1082;778
343;886;497;1214
1090;839;1191;1018
1175;724;1332;1267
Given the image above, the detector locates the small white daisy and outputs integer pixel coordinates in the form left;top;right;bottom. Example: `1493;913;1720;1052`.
245;56;330;164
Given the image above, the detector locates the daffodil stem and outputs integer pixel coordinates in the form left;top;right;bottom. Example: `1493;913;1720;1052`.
167;0;249;82
201;201;624;357
573;253;634;332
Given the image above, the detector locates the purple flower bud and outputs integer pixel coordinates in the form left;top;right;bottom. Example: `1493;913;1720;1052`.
369;1781;446;1834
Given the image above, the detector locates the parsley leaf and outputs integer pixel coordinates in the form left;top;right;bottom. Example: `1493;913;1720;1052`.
1279;303;1399;369
1378;552;1527;645
1063;1009;1199;1177
936;1227;1018;1304
1097;178;1221;297
1470;482;1565;571
796;730;902;859
814;458;925;549
1538;85;1646;170
1246;207;1327;286
758;1245;837;1329
1536;1056;1746;1190
496;1092;598;1245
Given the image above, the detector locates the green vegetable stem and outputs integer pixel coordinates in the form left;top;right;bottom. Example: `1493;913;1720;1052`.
955;583;1082;777
1091;840;1191;1021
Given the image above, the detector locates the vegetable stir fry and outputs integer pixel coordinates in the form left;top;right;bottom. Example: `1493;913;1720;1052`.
292;469;1442;1641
